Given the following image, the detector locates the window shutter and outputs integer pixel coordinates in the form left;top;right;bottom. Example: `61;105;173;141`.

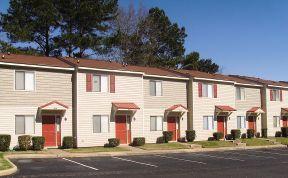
270;90;273;101
86;74;93;92
280;90;283;101
110;75;115;93
213;84;217;98
198;82;202;97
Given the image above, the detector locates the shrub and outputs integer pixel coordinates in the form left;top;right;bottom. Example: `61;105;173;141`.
177;137;187;143
247;129;255;139
185;130;196;142
275;131;282;137
62;136;74;149
231;129;241;140
281;127;288;137
162;131;173;143
156;136;165;144
261;128;268;138
132;137;145;146
208;137;215;141
225;134;233;140
0;135;11;152
241;133;247;139
32;136;45;151
105;138;120;147
256;132;261;138
213;132;223;141
18;135;31;151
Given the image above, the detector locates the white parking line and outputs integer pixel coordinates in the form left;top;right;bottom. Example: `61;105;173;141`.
112;157;158;167
192;153;245;161
155;155;207;164
62;158;99;171
226;152;277;159
250;150;288;156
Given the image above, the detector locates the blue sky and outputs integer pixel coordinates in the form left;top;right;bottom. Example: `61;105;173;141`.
1;0;288;81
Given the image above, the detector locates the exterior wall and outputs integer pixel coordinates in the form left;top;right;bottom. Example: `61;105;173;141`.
0;67;73;148
143;78;187;143
77;71;144;147
266;88;288;136
234;86;262;134
192;80;236;141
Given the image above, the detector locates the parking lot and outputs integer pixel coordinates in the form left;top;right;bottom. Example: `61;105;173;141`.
6;147;288;178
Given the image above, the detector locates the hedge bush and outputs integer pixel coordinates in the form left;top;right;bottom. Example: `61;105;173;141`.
156;136;165;144
208;137;215;141
225;134;233;140
0;135;11;152
18;135;31;151
231;129;241;140
32;136;45;150
185;130;196;142
255;132;261;138
261;128;268;138
247;129;255;139
162;131;173;143
275;131;282;137
132;137;145;146
104;138;120;147
241;133;247;139
62;136;74;149
281;127;288;137
213;132;223;141
177;137;187;143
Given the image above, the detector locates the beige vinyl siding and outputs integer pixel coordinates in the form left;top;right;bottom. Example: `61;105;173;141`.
0;67;73;148
266;88;288;136
77;72;144;147
143;78;187;143
193;81;236;141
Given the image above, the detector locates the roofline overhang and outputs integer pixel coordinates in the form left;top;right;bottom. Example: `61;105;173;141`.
267;84;288;89
144;74;189;81
0;61;74;71
234;82;263;88
194;77;262;87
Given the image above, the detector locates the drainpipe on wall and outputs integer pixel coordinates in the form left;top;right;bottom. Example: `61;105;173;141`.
187;77;194;130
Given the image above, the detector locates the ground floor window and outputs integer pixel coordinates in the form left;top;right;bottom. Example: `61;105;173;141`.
150;116;163;131
93;115;109;133
203;116;214;130
273;116;280;127
237;116;246;129
15;115;35;134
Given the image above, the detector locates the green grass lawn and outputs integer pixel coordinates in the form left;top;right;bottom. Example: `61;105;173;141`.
268;137;288;145
138;142;190;150
66;146;130;153
0;153;12;170
241;138;274;146
193;141;235;148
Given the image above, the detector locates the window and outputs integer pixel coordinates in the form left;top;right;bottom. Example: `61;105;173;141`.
150;81;162;96
150;116;163;131
271;89;280;101
273;116;280;127
236;87;245;100
203;116;214;130
202;83;213;98
15;115;35;134
15;71;35;91
92;75;108;92
237;116;246;129
93;115;109;133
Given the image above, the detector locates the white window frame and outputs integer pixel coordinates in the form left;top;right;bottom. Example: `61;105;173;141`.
150;80;163;96
14;70;36;91
15;115;35;135
150;116;163;131
202;83;214;98
203;116;214;130
92;115;110;133
92;74;109;93
236;87;245;100
237;116;246;129
271;89;280;101
273;116;280;128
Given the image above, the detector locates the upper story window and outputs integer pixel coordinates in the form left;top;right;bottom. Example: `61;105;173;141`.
15;71;35;91
236;87;245;100
93;75;108;92
270;89;282;101
150;81;162;96
202;83;214;98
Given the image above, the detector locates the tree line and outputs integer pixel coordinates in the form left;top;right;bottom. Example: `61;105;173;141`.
0;0;219;73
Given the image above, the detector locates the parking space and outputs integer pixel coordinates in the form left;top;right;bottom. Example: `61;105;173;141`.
7;147;288;178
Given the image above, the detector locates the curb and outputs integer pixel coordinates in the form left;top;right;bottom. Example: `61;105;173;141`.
0;155;18;177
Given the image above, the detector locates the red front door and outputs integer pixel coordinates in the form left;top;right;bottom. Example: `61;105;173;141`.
248;116;256;131
168;117;179;141
217;116;226;137
115;115;130;144
42;115;57;147
283;116;288;127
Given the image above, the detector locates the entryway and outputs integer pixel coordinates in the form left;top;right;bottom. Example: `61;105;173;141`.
42;115;61;147
248;116;256;131
115;115;131;144
217;116;227;137
167;117;180;141
283;116;288;127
